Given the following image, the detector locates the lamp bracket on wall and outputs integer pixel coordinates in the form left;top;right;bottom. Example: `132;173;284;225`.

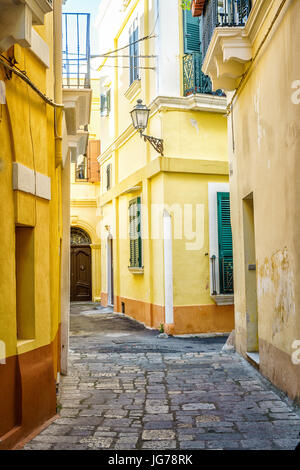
140;131;164;156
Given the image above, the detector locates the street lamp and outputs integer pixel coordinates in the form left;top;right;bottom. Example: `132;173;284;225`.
130;99;164;155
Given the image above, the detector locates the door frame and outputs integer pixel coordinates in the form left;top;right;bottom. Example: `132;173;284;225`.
107;234;114;306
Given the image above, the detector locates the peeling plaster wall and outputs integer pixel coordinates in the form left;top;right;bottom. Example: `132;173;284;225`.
229;0;300;400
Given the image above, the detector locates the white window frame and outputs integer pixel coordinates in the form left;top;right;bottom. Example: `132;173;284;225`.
208;182;230;296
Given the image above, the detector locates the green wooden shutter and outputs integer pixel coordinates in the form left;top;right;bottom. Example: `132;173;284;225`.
217;192;234;294
183;9;201;54
129;197;142;268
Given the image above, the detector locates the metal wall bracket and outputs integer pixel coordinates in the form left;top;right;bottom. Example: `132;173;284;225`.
141;132;164;156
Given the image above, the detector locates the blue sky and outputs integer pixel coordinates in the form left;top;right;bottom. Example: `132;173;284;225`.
63;0;101;53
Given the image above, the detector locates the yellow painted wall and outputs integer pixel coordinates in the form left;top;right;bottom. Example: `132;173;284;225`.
165;172;229;307
227;0;300;399
0;16;61;367
70;78;101;302
89;78;101;140
98;0;231;334
162;110;228;160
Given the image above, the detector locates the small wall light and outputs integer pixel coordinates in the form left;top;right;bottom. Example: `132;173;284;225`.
130;99;164;155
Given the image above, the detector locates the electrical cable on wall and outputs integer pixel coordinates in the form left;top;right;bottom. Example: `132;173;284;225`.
91;54;157;59
0;55;64;109
93;34;157;59
92;64;156;71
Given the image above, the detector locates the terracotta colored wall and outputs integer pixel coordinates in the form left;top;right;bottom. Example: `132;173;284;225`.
173;304;234;335
88;140;100;183
0;341;57;450
113;295;233;335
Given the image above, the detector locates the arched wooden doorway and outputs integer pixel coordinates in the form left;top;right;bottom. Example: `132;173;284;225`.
70;227;92;302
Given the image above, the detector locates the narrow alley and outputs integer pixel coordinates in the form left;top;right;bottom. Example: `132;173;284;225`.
24;303;300;451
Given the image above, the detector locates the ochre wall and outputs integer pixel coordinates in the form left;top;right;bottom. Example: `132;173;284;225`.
0;13;62;448
229;0;300;402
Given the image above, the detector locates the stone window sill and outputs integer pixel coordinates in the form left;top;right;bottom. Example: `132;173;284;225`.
211;294;234;306
128;266;144;274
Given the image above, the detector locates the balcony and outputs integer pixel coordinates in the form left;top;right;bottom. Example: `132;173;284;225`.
62;13;91;89
0;0;53;52
183;52;212;96
62;13;92;164
201;0;252;59
183;52;224;97
193;0;253;91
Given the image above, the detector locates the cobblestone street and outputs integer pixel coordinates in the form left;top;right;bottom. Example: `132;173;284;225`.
25;303;300;451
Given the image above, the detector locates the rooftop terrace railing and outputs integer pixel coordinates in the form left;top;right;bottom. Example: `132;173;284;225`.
62;12;91;89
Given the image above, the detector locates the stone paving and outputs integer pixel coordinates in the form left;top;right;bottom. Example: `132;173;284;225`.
25;303;300;450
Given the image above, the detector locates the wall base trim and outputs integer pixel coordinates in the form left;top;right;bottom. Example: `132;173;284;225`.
102;295;234;335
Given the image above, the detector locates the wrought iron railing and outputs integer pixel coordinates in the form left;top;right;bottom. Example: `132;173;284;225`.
202;0;252;59
183;52;223;96
220;256;234;294
210;255;234;295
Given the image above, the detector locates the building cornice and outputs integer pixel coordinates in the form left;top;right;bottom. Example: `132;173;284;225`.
150;94;227;114
98;94;227;164
99;156;229;207
71;199;98;208
244;0;275;44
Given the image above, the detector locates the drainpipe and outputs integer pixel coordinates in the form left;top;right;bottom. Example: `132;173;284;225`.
163;210;174;336
54;0;63;167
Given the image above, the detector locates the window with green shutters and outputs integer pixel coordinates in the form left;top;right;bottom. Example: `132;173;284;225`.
183;8;201;54
217;192;234;294
129;19;139;85
129;197;142;268
182;9;216;95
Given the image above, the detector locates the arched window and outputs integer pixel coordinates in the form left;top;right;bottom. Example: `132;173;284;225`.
71;227;91;246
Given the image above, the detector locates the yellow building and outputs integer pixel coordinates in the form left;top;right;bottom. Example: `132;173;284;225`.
197;0;300;401
0;0;91;449
97;0;234;335
70;78;101;302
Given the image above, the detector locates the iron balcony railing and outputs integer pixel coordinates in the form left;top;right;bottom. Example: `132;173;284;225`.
183;52;223;96
202;0;252;59
62;13;91;89
211;255;234;295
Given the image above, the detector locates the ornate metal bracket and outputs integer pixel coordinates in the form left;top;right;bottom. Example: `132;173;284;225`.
140;132;164;156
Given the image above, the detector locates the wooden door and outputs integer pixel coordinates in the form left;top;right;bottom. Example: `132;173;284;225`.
71;245;92;301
